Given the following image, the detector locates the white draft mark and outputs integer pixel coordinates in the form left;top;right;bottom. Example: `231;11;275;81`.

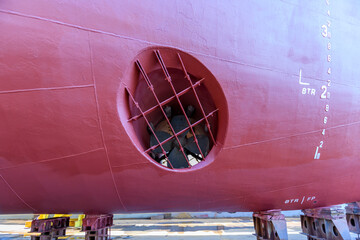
298;69;310;85
314;146;321;159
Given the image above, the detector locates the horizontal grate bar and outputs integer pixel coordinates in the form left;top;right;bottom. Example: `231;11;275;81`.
127;78;205;122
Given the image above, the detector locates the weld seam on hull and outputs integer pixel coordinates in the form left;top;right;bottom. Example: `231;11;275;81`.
225;120;360;150
87;32;127;211
0;84;94;95
0;148;105;171
1;9;359;90
0;174;36;212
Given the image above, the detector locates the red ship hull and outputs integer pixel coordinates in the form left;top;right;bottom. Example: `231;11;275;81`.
0;0;360;214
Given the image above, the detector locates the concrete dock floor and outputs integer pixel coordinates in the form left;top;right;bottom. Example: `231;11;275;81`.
0;217;314;240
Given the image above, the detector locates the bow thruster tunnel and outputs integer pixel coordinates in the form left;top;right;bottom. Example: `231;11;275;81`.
118;47;228;171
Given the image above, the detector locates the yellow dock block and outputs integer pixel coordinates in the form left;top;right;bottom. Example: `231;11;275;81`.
25;220;32;228
69;219;75;227
25;214;73;228
54;214;72;218
38;214;49;220
23;233;40;237
70;214;85;228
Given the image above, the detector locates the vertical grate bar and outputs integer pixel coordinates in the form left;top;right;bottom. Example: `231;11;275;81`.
177;53;217;145
135;60;191;167
154;50;206;160
126;87;174;169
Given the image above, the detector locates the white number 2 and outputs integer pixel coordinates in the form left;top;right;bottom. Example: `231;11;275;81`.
321;85;327;99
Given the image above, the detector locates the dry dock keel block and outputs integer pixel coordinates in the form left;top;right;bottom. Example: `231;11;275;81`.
82;214;113;240
301;206;351;240
253;210;288;240
346;202;360;239
29;216;70;240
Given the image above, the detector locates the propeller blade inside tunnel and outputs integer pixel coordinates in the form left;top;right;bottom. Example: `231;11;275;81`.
171;115;190;136
150;131;173;153
168;147;189;169
185;135;209;157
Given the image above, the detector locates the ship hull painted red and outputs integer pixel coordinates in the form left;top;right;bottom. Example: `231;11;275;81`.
0;0;360;214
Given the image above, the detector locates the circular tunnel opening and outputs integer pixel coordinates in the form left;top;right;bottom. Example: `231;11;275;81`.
120;47;228;171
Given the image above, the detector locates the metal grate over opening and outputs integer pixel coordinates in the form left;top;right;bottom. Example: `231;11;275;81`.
126;49;218;169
